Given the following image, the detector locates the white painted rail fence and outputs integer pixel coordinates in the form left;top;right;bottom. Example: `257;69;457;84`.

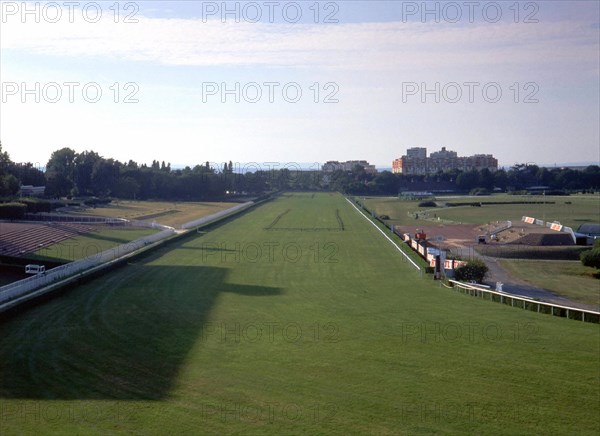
447;280;600;323
0;228;175;307
0;201;256;311
346;198;421;271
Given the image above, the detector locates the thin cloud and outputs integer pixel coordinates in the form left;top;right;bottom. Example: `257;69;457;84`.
1;13;598;74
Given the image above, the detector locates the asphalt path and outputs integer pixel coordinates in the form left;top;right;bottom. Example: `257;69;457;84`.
453;243;598;312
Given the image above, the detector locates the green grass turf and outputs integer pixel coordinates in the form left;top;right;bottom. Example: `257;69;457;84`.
0;192;598;434
499;259;600;308
30;228;159;263
363;193;600;229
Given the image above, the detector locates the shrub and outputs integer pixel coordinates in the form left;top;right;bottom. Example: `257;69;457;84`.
454;259;489;283
581;248;600;270
19;198;52;213
418;201;437;208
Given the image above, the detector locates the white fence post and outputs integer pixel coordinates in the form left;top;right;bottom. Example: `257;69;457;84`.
447;280;599;323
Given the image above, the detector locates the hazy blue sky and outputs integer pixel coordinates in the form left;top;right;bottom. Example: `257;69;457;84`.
1;1;598;169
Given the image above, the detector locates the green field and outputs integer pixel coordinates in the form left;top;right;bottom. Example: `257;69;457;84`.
67;200;239;227
30;228;159;263
499;259;600;307
363;194;600;229
0;193;598;434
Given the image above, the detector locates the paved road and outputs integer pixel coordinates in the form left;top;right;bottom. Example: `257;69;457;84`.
451;243;599;312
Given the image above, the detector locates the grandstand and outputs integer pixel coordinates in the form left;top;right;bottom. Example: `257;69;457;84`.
0;223;94;257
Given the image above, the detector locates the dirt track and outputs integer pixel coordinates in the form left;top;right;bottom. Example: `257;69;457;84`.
395;224;481;245
452;242;598;312
396;222;595;311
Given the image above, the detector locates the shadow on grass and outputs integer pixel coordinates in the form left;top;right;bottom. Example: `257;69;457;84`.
0;264;282;400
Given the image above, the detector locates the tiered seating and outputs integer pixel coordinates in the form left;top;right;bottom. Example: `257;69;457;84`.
0;223;95;257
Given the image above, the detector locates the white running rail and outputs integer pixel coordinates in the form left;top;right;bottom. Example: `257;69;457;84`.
346;198;421;271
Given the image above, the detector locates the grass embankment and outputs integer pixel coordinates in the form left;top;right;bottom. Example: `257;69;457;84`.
499;259;600;307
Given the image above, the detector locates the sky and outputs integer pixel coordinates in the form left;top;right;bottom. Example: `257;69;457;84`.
0;1;599;170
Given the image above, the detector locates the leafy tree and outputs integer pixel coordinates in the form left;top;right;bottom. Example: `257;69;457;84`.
582;166;600;190
74;150;101;195
7;162;45;186
580;248;600;270
0;174;20;196
0;142;17;195
535;167;553;186
351;164;367;181
126;160;138;169
454;259;488;283
0;141;10;174
479;168;494;191
91;158;119;196
329;170;351;193
509;163;539;190
46;148;76;197
555;169;581;190
114;176;140;199
456;170;480;191
373;171;398;195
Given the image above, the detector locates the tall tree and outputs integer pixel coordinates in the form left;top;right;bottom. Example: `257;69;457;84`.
46;148;76;197
74;150;101;195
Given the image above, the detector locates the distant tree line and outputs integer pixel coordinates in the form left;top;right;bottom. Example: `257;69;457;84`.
1;144;322;200
1;142;599;201
1;142;46;197
327;163;600;195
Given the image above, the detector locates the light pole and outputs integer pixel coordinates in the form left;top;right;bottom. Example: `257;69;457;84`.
543;189;545;224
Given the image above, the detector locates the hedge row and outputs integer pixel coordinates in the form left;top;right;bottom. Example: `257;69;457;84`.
0;198;61;219
19;198;53;213
83;197;112;206
0;203;27;219
445;201;556;207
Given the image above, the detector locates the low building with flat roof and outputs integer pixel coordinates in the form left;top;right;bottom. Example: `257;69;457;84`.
20;185;45;197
